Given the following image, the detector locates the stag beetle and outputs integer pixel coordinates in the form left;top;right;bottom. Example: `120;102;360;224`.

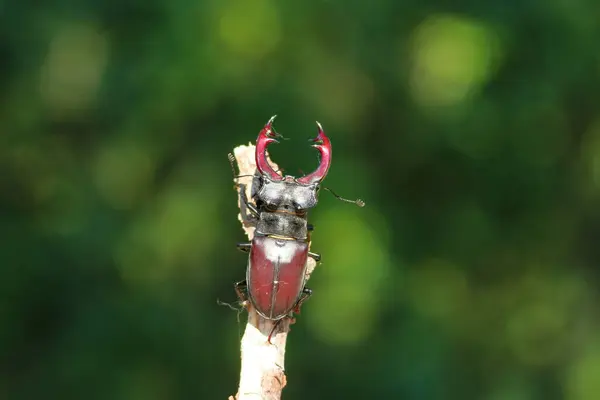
229;116;363;337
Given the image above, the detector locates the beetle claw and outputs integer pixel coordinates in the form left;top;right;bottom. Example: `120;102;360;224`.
297;122;332;184
255;117;283;181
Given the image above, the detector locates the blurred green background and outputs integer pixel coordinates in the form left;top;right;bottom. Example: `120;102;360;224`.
2;0;600;399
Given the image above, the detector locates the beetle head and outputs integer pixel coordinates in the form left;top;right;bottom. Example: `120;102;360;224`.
255;117;332;185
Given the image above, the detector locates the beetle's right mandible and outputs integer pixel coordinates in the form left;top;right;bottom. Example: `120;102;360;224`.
296;121;332;185
255;115;283;181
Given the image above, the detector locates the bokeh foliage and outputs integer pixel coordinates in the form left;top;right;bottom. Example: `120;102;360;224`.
2;0;600;399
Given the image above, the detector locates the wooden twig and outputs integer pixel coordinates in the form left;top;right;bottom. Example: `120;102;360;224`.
228;144;318;400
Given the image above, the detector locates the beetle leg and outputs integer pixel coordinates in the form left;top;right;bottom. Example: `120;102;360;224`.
267;319;285;344
308;252;321;262
267;288;314;343
234;280;249;307
293;287;313;314
236;243;252;253
267;288;313;344
239;183;259;219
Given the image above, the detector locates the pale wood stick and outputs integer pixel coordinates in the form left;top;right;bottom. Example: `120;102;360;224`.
228;144;317;400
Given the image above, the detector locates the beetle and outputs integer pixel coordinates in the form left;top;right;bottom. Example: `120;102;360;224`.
230;116;363;337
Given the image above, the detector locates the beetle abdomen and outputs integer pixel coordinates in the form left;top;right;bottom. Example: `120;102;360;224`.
247;235;309;320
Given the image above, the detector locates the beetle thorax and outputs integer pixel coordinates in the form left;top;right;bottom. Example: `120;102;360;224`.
256;178;319;212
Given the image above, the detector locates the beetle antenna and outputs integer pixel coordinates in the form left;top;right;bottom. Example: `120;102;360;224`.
228;153;238;177
228;153;255;180
323;187;365;207
230;153;284;178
